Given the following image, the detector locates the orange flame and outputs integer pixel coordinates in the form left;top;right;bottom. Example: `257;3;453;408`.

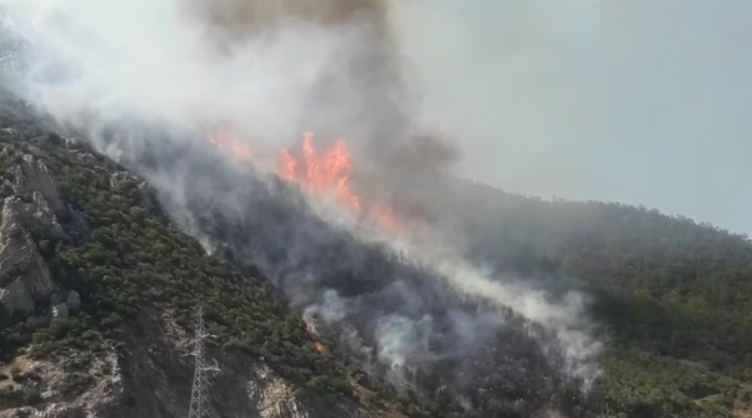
302;322;326;353
205;128;404;233
279;131;361;212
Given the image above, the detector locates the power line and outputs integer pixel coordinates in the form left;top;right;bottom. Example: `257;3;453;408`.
188;306;220;418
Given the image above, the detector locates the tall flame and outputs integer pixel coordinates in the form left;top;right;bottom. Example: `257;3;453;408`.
205;128;404;233
279;131;361;212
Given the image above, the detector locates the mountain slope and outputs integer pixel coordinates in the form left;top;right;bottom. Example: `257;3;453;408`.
447;179;752;370
87;114;603;417
435;179;752;417
1;88;752;418
0;94;404;418
0;92;590;418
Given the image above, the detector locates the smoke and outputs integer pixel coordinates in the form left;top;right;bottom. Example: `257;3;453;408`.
368;228;602;387
387;0;604;197
0;0;429;175
0;0;603;404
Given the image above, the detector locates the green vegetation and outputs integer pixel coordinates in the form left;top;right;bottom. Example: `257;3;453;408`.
0;135;354;400
2;93;752;416
447;180;752;417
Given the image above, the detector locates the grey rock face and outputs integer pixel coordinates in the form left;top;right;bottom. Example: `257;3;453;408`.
0;154;70;322
11;154;65;215
0;196;57;318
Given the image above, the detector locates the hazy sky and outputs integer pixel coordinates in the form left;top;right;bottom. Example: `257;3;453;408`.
391;0;752;234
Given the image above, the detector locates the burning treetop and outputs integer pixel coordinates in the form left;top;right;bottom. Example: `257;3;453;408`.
207;129;404;233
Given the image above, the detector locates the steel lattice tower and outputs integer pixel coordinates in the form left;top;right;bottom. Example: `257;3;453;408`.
188;307;219;418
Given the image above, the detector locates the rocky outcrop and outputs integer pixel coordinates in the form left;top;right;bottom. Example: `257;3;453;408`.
0;350;123;418
0;310;378;418
0;152;81;326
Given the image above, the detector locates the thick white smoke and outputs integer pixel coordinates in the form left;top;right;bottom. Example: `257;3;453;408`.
344;220;603;388
0;0;400;166
0;0;603;393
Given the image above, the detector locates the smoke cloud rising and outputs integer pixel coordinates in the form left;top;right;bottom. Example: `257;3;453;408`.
1;0;426;176
0;0;603;402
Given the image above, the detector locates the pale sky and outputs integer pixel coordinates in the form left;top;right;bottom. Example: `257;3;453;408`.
391;1;752;234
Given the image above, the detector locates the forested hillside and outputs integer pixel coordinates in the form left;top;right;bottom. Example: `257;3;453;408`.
0;93;411;418
2;88;752;418
438;179;752;416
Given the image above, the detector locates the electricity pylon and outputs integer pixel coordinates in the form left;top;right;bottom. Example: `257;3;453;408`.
188;306;220;418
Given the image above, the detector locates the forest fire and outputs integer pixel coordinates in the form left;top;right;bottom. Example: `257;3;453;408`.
205;129;404;234
302;322;326;353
